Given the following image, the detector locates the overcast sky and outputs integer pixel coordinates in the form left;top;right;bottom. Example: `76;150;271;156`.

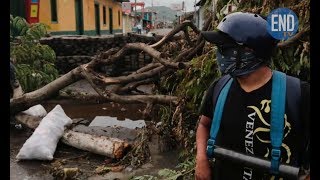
129;0;197;12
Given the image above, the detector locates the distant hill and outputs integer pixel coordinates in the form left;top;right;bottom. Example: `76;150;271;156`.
145;6;178;22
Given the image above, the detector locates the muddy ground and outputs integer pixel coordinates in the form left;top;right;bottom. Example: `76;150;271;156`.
10;81;181;180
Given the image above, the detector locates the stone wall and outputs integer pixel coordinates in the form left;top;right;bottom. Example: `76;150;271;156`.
40;34;158;74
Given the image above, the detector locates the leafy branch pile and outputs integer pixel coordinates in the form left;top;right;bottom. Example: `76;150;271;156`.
146;0;310;178
10;15;58;92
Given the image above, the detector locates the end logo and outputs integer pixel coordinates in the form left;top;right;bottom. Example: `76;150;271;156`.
267;8;299;40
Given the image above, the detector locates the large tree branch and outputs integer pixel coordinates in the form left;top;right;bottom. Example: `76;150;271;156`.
81;68;178;105
87;48;120;69
116;78;155;94
88;43;188;71
10;67;83;114
151;20;200;49
107;93;179;105
183;27;193;46
133;63;162;74
277;26;310;48
174;48;193;62
186;40;206;60
91;65;166;86
10;21;204;115
125;43;189;69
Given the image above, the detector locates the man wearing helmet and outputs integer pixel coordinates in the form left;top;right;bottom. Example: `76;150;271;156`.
195;12;310;179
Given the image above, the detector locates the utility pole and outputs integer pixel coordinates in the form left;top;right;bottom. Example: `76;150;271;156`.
183;1;186;17
134;0;137;24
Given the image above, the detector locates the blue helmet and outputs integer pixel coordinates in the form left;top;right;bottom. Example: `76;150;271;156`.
202;12;278;60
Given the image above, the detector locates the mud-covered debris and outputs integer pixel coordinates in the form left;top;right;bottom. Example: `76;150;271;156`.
111;165;125;172
95;165;125;175
104;158;113;165
95;165;111;174
63;168;80;179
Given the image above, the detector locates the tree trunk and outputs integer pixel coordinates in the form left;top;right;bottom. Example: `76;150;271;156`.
10;67;83;114
61;130;131;159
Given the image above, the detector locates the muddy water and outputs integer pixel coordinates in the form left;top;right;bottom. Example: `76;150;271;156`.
10;99;180;180
42;99;146;121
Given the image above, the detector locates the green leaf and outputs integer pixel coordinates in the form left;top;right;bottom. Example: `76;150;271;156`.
158;169;182;179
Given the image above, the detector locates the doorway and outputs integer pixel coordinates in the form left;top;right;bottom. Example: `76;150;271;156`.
75;0;84;35
94;3;101;35
109;8;113;34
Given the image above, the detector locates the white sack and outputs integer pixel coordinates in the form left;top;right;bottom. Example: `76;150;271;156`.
16;105;72;161
22;104;47;117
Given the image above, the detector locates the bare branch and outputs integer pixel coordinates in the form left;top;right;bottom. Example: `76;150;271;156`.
174;48;193;62
98;65;166;86
117;78;155;94
87;43;187;71
183;27;193;46
277;26;310;48
133;63;162;74
87;48;120;69
151;20;200;49
126;43;189;69
186;40;206;60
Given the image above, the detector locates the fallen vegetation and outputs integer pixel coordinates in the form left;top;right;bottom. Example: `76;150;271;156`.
10;0;310;178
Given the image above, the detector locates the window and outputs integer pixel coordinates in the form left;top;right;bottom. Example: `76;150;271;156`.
103;6;106;25
50;0;58;22
118;10;120;26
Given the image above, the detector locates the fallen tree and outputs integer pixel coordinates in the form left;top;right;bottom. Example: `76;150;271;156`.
10;14;309;115
11;13;309;150
10;20;204;115
10;0;310;177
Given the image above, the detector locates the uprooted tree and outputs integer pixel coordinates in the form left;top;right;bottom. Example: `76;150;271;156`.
10;0;310;177
10;19;205;115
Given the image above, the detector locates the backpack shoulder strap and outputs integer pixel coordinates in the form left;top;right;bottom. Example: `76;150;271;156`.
207;75;233;158
212;75;232;108
286;75;301;123
270;70;286;174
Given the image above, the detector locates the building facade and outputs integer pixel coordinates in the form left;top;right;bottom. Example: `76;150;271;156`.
193;0;238;30
122;13;136;34
11;0;128;36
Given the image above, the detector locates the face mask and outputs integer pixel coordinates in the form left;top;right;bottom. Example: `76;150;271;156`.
216;47;264;77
